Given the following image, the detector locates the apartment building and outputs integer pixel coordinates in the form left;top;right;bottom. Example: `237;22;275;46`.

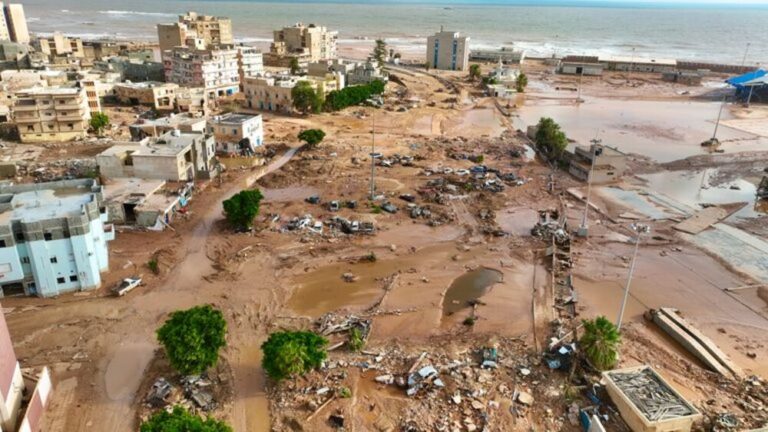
207;113;263;154
79;79;102;112
164;46;253;98
97;130;217;181
1;3;28;44
33;32;85;59
242;73;341;114
426;30;470;71
157;11;233;52
270;23;337;63
114;81;179;111
0;179;113;298
12;87;92;143
236;46;264;87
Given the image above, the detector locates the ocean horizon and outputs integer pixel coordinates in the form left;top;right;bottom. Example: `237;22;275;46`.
21;0;768;64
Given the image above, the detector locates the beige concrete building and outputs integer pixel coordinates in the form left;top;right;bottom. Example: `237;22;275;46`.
243;73;342;114
207;113;263;154
34;32;85;59
157;11;233;52
426;30;470;71
97;130;217;181
175;87;208;114
236;46;264;87
568;143;628;183
129;113;207;140
2;3;28;44
270;23;337;63
79;79;102;112
114;81;179;111
11;87;91;143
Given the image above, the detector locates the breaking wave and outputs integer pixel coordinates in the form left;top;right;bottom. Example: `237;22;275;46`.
98;10;176;17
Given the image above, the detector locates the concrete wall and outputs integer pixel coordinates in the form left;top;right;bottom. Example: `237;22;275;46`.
0;306;23;432
17;367;51;432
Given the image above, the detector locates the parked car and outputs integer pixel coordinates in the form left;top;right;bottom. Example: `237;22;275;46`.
113;277;142;297
328;201;340;212
305;195;321;204
381;202;398;214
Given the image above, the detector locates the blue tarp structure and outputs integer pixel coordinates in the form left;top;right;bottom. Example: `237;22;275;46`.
726;69;768;103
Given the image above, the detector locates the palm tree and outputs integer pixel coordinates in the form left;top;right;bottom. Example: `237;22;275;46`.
580;316;621;370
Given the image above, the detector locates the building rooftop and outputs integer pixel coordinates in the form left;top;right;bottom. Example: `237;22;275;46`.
598;55;677;66
133;113;206;129
102;177;166;205
16;86;82;96
0;187;95;224
209;113;260;125
102;131;200;159
115;81;176;89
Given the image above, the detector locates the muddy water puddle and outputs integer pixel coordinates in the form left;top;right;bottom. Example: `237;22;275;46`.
442;268;503;315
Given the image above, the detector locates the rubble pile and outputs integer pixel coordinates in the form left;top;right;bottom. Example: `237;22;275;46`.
17;158;99;182
704;374;768;430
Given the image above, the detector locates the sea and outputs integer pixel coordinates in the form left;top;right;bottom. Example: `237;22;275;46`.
20;0;768;64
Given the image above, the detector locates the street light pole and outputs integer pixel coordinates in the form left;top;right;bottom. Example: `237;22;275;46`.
712;94;726;141
740;42;751;68
616;223;650;331
370;112;376;199
578;137;601;237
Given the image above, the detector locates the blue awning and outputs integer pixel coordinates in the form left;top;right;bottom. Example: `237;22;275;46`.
726;69;767;87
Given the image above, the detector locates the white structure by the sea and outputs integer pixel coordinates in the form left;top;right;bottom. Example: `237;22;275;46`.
0;179;114;298
426;29;469;71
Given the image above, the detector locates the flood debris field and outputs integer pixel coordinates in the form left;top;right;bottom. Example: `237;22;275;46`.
1;57;768;432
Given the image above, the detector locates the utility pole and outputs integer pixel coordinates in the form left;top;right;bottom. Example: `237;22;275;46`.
746;84;755;107
617;223;650;331
369;112;376;200
577;136;601;237
627;47;636;84
577;67;584;104
740;42;751;68
712;94;726;141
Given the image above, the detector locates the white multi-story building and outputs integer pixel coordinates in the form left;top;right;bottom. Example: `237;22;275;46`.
164;46;255;99
207;113;263;154
426;29;470;71
11;86;92;143
236;46;264;87
0;179;114;298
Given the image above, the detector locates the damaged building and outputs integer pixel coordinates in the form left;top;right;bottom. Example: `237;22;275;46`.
568;143;628;183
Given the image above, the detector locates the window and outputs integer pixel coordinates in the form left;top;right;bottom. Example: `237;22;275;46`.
0;240;5;247
14;232;23;241
50;256;58;263
69;275;78;282
44;232;53;241
56;277;66;284
21;257;29;264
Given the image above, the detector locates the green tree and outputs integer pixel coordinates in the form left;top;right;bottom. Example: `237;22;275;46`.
289;57;301;75
324;80;386;111
372;39;387;68
298;129;326;147
580;316;621;371
140;406;232;432
262;331;328;381
348;327;364;352
222;189;263;230
516;72;529;93
535;117;568;159
291;81;318;115
89;112;110;135
469;64;481;82
156;305;227;376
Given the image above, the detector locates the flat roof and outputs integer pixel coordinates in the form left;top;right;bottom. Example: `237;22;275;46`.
0;188;94;224
115;81;176;89
598;55;677;66
133;114;206;128
16;86;82;96
101;132;199;158
102;177;166;204
210;113;260;125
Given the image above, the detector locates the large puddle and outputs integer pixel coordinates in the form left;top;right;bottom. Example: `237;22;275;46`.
514;97;767;162
442;268;503;315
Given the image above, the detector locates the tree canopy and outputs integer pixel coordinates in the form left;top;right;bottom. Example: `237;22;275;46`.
516;72;529;93
324;80;386;111
222;189;264;230
261;331;328;381
289;57;300;75
580;316;621;371
469;64;481;82
140;406;232;432
292;81;322;115
372;39;387;68
535;117;568;159
298;129;326;147
156;305;227;376
89;112;110;135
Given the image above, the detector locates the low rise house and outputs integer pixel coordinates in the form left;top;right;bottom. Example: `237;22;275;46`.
243;74;299;113
0;179;113;298
558;56;604;76
11;86;92;143
101;177;193;229
129;113;207;140
347;60;388;85
568;143;628;183
662;71;703;86
97;130;217;181
174;87;208;114
207;113;263;155
114;81;179;111
469;47;525;64
600;55;677;73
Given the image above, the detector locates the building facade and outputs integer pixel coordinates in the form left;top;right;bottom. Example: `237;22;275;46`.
242;74;298;113
97;130;217;181
270;23;337;63
114;81;179;111
163;47;244;98
157;11;233;52
33;32;85;59
236;46;264;88
207;113;263;154
568;144;628;183
0;300;23;430
2;3;28;44
12;87;92;143
558;56;605;76
469;47;525;65
0;179;113;298
426;30;469;71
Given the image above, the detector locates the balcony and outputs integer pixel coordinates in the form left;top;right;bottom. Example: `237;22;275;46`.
13;116;39;124
12;103;39;112
56;114;86;122
54;103;83;111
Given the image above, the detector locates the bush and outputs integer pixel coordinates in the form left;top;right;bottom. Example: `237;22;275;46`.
338;387;352;398
140;406;232;432
89;112;110;135
348;327;364;352
516;72;529;93
298;129;326;147
324;80;386;111
580;316;621;371
157;305;227;376
222;189;263;230
463;316;476;326
261;331;328;381
147;258;159;275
